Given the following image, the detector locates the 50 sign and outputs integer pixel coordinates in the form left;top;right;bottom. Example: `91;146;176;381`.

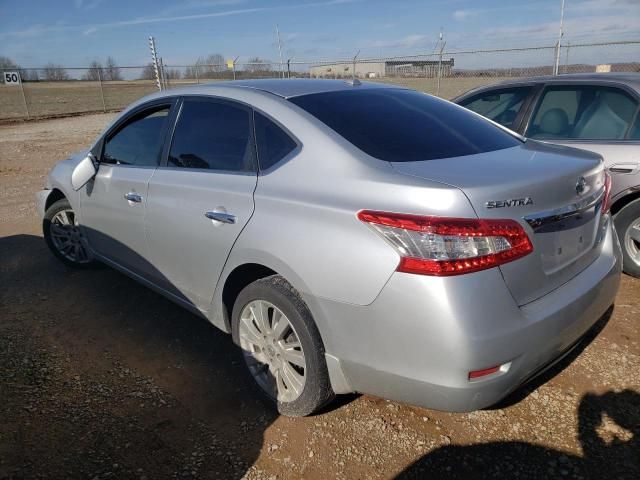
3;71;21;85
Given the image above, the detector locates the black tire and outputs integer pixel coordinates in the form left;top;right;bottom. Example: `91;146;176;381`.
231;275;335;417
43;198;99;269
614;198;640;278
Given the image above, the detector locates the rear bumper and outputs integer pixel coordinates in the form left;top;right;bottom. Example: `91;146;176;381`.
311;216;621;411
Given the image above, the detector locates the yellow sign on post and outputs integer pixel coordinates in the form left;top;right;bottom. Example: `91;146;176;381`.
227;59;234;69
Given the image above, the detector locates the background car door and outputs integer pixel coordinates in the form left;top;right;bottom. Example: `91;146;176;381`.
145;97;258;311
80;102;173;276
524;83;640;194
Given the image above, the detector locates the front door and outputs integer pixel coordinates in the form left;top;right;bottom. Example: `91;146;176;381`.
145;97;258;311
80;103;173;276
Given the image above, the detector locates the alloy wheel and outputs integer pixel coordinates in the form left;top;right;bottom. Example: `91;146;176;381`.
624;217;640;267
49;209;91;264
238;300;306;403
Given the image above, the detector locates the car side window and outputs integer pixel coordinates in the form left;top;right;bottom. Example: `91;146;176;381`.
168;99;255;172
254;111;297;170
103;106;171;166
526;86;638;140
459;87;531;129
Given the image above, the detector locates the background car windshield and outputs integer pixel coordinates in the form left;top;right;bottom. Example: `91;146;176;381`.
289;88;520;162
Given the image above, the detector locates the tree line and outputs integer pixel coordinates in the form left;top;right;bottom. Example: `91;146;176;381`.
138;54;274;81
1;53;275;83
0;55;123;82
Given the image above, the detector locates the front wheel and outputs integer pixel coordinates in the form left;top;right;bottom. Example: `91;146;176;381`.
43;198;98;268
614;198;640;278
231;275;335;417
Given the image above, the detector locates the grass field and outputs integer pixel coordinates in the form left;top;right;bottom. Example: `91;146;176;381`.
0;76;505;121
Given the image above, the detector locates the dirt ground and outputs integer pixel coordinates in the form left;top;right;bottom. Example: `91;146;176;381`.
0;113;638;480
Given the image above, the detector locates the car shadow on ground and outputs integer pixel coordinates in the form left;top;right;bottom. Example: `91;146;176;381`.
394;306;640;479
396;389;640;479
1;233;283;478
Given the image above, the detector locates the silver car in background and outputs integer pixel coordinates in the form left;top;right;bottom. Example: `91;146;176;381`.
37;80;621;417
455;73;640;277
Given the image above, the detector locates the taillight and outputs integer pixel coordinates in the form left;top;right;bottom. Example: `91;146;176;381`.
602;171;612;214
357;210;533;276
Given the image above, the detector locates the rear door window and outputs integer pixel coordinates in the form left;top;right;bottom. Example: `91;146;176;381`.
459;87;532;129
254;111;298;170
526;85;638;140
289;88;520;162
168;99;255;172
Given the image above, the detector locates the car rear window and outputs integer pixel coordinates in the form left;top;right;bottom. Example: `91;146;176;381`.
288;88;520;162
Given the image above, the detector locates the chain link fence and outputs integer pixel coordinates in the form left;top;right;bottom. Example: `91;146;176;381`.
1;40;638;121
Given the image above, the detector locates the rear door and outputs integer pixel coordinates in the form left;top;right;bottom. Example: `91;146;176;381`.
524;83;640;197
80;101;174;276
145;97;258;311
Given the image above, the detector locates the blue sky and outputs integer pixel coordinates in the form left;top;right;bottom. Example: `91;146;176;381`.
1;0;638;67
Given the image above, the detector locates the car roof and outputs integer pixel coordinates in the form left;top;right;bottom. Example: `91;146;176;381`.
161;78;401;100
470;72;640;92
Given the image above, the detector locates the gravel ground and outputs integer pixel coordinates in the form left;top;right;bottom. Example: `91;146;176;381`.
0;113;638;480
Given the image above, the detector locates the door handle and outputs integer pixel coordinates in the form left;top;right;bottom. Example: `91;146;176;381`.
205;211;236;224
124;192;143;203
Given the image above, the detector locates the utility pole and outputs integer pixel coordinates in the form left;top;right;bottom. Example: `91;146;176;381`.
276;25;285;78
553;0;565;75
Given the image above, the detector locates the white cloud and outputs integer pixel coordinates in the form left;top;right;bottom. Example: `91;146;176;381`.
74;0;104;10
453;9;477;21
158;0;247;16
2;0;361;39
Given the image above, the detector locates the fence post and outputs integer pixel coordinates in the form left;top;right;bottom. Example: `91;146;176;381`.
18;72;30;120
436;41;446;97
232;56;239;81
195;64;199;84
159;58;167;89
352;50;360;82
149;36;162;91
97;68;106;112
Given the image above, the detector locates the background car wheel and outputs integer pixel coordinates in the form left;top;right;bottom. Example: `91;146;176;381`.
231;275;335;417
614;198;640;278
43;198;99;269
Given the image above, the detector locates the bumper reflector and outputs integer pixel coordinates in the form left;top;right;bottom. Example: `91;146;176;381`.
468;365;501;380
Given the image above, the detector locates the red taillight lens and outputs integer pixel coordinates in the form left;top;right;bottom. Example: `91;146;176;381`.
357;210;533;276
602;171;612;214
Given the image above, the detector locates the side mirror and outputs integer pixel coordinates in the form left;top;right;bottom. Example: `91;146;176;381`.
71;153;97;191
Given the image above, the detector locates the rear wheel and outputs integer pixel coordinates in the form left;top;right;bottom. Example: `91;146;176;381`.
43;198;98;268
231;275;334;417
614;198;640;278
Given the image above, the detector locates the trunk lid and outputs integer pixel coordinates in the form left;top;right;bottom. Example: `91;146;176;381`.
391;141;607;305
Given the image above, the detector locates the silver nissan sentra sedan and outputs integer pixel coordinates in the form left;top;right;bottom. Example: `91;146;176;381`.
36;79;621;417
